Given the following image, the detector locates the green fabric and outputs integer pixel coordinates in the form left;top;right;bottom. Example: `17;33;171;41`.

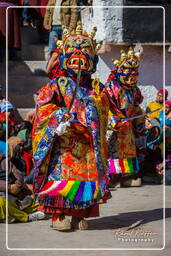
2;123;6;135
0;197;28;222
17;129;27;142
166;129;171;138
24;200;39;214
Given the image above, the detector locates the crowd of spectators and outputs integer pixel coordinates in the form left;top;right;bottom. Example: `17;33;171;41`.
0;85;48;223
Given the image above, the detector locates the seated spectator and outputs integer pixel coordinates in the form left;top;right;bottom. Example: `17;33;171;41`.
140;117;163;184
0;139;7;157
8;135;34;185
159;100;171;129
0;85;16;136
0;149;46;223
165;129;171;185
0;122;6;141
146;89;168;118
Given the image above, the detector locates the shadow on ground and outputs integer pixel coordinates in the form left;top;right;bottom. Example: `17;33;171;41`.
89;208;171;230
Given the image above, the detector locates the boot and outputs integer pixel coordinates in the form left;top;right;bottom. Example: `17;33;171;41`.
71;217;89;230
121;178;142;187
52;216;71;231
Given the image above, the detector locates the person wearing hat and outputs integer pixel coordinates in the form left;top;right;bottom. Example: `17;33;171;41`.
158;100;171;129
0;85;16;135
146;89;168;118
0;85;14;113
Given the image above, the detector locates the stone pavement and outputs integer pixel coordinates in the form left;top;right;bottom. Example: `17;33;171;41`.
1;185;171;256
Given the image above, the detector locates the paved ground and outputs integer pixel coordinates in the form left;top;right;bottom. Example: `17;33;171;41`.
1;184;171;256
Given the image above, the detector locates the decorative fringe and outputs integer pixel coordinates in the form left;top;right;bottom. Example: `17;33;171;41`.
109;157;139;174
39;180;100;203
81;181;93;202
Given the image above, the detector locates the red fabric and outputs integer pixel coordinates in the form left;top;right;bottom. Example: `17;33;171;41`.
51;204;99;221
48;49;68;80
107;70;117;82
0;1;21;49
165;100;171;107
158;89;168;99
0;113;16;134
19;0;24;5
21;151;33;175
28;0;48;18
0;113;6;123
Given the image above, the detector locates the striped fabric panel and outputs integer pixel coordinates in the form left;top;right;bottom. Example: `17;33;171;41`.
39;180;100;203
109;158;139;174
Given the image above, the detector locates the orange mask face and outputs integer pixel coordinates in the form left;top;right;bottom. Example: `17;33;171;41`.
59;34;98;75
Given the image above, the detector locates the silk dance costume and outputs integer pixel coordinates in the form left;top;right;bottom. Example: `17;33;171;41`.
32;23;123;231
104;47;144;183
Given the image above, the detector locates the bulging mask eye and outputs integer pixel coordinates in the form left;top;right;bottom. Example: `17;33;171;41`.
82;48;89;53
123;68;131;73
66;47;75;53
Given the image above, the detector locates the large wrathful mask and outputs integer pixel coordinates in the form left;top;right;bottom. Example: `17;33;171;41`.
56;22;102;75
112;47;141;87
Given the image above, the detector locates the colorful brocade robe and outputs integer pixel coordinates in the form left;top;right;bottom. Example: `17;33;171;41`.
104;72;144;175
32;76;115;209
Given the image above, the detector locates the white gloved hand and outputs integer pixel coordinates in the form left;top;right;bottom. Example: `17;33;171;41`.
55;120;71;136
55;114;74;136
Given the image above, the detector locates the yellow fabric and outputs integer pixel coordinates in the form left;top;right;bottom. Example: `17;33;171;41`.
0;197;28;223
147;101;163;118
24;200;39;214
123;159;129;173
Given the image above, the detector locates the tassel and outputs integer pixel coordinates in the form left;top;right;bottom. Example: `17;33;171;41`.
74;182;85;202
91;182;96;196
67;181;80;201
114;159;121;174
93;182;99;199
123;158;129;173
128;158;134;173
59;181;75;197
81;182;93;202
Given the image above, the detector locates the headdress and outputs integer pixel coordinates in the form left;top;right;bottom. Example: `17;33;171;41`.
56;21;102;75
112;46;141;72
55;21;103;55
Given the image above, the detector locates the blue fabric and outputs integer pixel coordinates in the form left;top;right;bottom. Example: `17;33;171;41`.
159;110;164;127
159;110;171;128
166;119;171;127
48;25;62;58
0;99;14;113
0;140;7;157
